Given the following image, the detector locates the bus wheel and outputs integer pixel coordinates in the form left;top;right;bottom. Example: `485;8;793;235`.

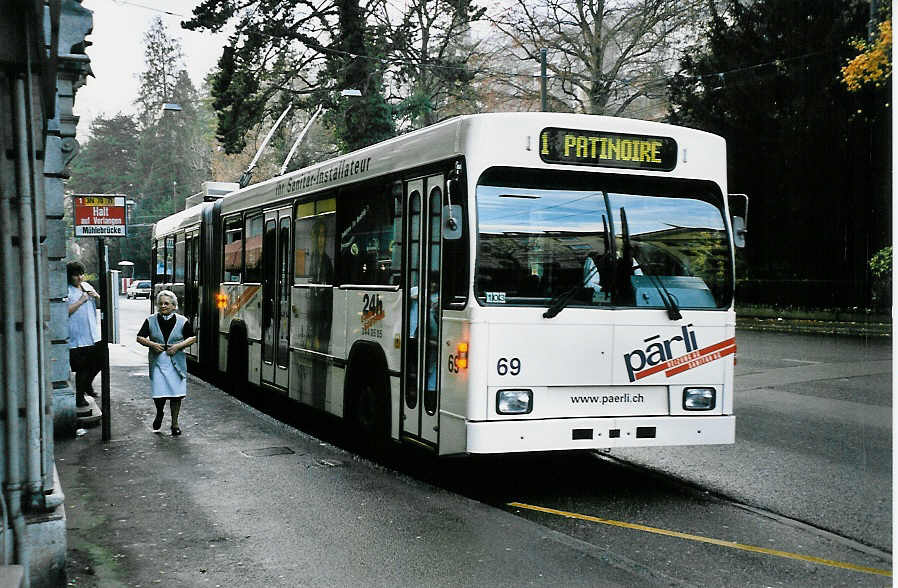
227;324;248;397
349;372;389;448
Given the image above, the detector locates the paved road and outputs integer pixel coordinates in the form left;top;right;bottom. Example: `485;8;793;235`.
611;330;892;551
108;299;892;585
63;297;666;587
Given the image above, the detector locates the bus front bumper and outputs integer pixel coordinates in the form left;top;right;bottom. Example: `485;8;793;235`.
466;415;735;454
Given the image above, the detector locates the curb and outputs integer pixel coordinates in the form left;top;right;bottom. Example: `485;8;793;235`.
736;317;891;337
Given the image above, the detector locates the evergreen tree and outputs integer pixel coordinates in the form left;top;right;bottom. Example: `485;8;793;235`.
67;114;145;275
186;0;395;155
668;0;890;307
134;18;212;218
184;0;486;156
321;0;394;150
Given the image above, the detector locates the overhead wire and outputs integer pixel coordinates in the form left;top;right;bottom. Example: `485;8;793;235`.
95;0;861;96
104;0;186;17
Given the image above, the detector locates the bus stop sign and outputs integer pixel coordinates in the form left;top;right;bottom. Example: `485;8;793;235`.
73;195;128;237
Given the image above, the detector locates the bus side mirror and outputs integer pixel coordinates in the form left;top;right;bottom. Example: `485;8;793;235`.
732;216;747;248
728;193;748;248
443;205;462;240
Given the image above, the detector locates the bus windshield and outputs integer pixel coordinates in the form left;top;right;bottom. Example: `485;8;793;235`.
474;168;733;311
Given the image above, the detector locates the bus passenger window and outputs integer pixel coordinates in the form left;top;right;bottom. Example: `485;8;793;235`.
164;236;175;283
174;233;186;283
295;214;334;285
338;182;398;285
152;242;162;284
223;217;243;282
390;183;403;285
244;214;264;283
441;180;468;308
295;197;336;285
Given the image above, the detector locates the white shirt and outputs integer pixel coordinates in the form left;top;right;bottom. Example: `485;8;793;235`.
68;283;101;348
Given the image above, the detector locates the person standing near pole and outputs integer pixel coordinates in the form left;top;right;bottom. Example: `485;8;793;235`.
136;290;196;436
67;261;102;410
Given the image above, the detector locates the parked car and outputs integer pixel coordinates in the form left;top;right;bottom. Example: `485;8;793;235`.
127;280;152;299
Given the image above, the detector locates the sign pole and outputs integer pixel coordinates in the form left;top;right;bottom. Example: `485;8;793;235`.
97;237;111;441
74;193;129;442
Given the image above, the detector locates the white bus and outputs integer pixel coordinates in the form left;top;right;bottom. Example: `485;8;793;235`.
151;112;741;455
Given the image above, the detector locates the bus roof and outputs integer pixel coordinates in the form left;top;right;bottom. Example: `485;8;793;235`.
155;112;725;229
152;200;209;238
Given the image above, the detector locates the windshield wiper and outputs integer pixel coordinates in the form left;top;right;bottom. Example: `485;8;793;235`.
642;270;682;321
620;207;681;321
543;263;599;319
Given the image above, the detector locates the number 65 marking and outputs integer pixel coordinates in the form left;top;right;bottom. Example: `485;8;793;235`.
497;357;521;376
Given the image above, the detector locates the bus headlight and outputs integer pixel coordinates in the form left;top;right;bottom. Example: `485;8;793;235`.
683;387;716;410
497;389;533;415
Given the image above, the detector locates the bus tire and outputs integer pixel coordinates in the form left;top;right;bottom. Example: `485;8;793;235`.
346;355;389;448
227;322;249;397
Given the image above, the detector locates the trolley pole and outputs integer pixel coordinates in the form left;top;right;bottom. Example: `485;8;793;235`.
540;48;548;111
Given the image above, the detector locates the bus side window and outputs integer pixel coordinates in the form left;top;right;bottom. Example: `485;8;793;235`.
390;182;403;285
164;236;175;284
294;213;335;285
338;182;398;285
244;214;264;283
152;241;162;284
174;232;186;283
223;216;243;282
441;177;468;307
295;196;336;285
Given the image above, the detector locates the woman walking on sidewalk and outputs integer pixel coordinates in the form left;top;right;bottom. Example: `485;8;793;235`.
136;290;196;436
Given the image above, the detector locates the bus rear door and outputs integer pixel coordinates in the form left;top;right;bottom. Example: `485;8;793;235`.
261;206;292;389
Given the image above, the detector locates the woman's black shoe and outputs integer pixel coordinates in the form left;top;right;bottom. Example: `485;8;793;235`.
152;414;163;432
171;426;181;436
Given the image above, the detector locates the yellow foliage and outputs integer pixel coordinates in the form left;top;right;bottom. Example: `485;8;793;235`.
842;19;892;92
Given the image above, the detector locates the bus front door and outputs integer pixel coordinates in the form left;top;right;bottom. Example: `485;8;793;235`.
261;206;292;390
402;175;444;448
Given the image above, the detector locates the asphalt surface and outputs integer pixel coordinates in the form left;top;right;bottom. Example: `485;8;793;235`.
611;330;892;552
58;343;677;587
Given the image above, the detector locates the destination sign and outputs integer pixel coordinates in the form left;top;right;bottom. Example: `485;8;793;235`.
73;195;127;237
539;128;677;171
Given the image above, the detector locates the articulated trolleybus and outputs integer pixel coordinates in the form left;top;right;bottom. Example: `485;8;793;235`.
152;112;743;456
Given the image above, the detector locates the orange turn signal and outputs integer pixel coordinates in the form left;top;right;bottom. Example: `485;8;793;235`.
215;293;228;309
456;342;469;369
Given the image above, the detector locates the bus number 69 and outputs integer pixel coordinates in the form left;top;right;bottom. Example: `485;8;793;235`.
497;357;521;376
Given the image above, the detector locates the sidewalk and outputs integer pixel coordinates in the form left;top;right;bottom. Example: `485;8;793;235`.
57;343;673;587
736;308;891;337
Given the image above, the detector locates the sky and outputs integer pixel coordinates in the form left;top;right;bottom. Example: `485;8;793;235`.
75;0;230;139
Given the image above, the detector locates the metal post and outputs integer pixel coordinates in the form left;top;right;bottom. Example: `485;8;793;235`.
868;0;880;41
97;238;111;441
540;48;548;112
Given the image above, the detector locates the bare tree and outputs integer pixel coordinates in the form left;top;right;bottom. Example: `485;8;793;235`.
489;0;706;117
374;0;487;129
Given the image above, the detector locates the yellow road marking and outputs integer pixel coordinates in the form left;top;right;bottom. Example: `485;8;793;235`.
508;502;891;578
